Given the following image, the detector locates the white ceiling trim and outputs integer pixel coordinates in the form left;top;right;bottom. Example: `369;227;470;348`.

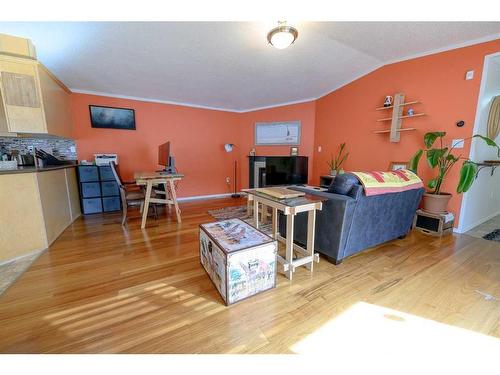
70;34;500;113
70;88;318;113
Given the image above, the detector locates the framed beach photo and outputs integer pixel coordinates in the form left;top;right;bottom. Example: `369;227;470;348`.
255;121;301;145
389;161;408;171
89;105;136;130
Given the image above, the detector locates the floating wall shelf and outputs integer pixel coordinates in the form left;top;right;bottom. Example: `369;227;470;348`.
373;93;424;143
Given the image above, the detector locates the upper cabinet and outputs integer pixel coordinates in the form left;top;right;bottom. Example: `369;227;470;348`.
0;34;73;138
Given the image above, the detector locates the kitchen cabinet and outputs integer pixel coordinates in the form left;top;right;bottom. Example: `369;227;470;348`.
0;166;80;263
0;54;73;137
0;56;46;133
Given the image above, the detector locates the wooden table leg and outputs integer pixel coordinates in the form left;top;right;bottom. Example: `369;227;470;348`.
305;209;316;271
247;195;253;216
253;199;259;229
141;181;153;229
285;213;295;280
168;179;182;223
272;207;278;240
163;182;172;212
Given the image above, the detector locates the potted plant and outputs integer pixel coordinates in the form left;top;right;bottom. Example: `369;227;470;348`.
410;131;499;214
327;142;349;176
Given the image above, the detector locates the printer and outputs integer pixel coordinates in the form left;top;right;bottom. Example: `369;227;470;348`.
94;154;118;166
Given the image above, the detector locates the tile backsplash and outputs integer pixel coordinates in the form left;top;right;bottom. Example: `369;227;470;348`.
0;137;77;160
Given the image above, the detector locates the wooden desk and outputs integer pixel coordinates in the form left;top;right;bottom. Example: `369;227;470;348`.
246;189;326;281
134;172;184;229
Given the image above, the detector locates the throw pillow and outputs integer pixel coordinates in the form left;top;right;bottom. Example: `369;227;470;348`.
328;173;358;195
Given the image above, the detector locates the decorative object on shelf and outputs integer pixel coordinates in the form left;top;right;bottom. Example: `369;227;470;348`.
383;95;393;107
249;148;256;157
388;161;408;171
89;105;136;130
267;21;298;49
487;95;500;140
290;146;298;156
407;108;414;116
374;93;425;143
224;143;241;198
255;121;301;145
456;120;465;127
409;131;500;214
327;142;348;176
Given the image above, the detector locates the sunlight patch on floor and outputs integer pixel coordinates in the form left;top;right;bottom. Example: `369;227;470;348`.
291;302;499;369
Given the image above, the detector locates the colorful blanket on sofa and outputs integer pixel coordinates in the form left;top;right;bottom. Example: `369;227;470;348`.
351;170;423;196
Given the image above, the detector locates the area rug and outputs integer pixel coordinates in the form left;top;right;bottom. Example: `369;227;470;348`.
208;205;273;235
483;229;500;242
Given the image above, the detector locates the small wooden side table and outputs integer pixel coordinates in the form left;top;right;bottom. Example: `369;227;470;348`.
246;189;326;281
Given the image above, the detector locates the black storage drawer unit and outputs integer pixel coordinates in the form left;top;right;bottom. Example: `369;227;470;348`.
102;196;121;212
101;181;119;196
99;166;115;181
82;198;103;214
81;182;101;198
77;165;121;214
78;166;99;182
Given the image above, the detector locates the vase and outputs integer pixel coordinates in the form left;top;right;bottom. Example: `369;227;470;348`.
330;169;337;177
422;192;452;214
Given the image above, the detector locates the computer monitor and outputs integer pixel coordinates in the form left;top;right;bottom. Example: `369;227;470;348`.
158;141;170;167
158;141;176;173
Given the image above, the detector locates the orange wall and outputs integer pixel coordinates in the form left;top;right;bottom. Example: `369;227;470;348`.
71;94;314;198
71;39;499;221
313;39;500;225
72;94;240;198
237;101;316;188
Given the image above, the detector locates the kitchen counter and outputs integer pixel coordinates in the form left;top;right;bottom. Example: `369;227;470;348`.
0;163;77;175
0;166;81;263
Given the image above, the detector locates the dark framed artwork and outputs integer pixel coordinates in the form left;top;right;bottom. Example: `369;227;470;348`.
89;105;136;130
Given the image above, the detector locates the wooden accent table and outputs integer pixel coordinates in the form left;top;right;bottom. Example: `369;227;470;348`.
246;189;327;280
134;172;184;229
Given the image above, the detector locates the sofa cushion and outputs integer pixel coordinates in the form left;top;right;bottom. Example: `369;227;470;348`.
328;173;359;195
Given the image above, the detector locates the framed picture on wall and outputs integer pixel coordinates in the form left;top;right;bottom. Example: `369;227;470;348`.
89;105;136;130
389;161;409;171
255;121;301;145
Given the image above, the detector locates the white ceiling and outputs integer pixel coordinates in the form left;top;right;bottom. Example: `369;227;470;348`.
0;22;499;112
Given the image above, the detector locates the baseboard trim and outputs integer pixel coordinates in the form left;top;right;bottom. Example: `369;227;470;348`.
455;209;500;234
178;192;246;202
0;247;47;267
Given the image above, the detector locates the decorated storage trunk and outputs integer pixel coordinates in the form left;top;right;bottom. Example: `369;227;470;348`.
199;218;277;305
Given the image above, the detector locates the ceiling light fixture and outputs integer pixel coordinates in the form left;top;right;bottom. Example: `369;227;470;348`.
267;21;298;50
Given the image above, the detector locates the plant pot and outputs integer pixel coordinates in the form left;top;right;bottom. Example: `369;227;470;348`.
330;169;337;177
422;192;452;214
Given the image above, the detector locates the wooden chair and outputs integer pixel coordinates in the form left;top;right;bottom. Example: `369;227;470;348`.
109;162;157;225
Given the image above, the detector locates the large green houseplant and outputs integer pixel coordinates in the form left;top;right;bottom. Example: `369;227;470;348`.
409;131;499;213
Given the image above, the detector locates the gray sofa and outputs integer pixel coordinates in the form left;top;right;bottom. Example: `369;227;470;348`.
278;173;424;264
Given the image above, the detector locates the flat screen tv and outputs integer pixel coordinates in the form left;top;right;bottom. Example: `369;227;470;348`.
89;105;136;130
265;156;308;186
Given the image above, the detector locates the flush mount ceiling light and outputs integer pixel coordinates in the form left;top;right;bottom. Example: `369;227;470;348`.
267;21;298;49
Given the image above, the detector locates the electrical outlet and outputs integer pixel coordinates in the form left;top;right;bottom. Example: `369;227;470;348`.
318;146;322;152
226;177;231;184
27;145;34;153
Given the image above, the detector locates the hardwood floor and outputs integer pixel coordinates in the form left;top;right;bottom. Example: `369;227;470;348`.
0;197;499;353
